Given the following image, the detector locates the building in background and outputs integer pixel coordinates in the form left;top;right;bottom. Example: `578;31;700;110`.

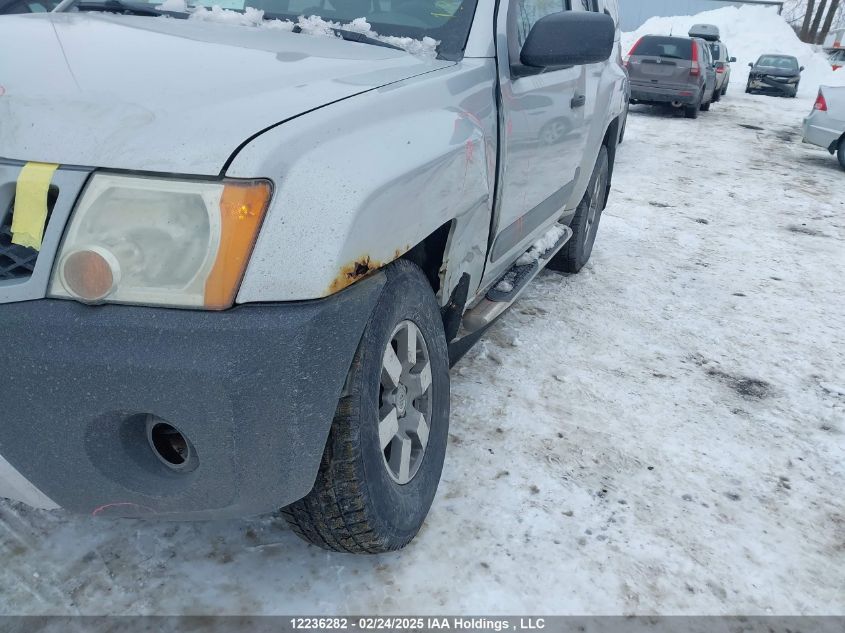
618;0;784;31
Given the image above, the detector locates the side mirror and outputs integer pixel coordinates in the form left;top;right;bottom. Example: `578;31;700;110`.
729;57;737;63
520;11;615;69
800;66;805;71
748;62;753;68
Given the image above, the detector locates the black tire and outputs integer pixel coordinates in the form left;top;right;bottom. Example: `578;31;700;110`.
712;87;721;102
700;98;711;112
721;81;729;96
685;103;699;118
282;260;450;554
837;139;845;171
618;107;629;144
547;146;609;274
745;83;752;94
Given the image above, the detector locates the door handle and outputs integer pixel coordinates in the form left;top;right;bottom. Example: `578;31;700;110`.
571;95;586;108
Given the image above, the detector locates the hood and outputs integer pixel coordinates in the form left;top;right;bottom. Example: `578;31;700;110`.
751;65;799;77
0;13;452;175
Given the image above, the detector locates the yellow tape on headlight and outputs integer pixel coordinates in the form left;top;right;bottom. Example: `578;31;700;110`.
11;162;59;251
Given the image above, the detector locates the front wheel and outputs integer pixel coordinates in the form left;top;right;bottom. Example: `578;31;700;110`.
282;260;450;553
837;139;845;171
547;146;609;274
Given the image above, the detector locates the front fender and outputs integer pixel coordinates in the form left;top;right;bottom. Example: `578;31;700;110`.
229;59;498;305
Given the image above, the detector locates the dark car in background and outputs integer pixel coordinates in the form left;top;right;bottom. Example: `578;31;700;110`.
746;54;804;97
627;35;717;119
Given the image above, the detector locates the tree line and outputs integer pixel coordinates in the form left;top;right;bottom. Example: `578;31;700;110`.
794;0;842;44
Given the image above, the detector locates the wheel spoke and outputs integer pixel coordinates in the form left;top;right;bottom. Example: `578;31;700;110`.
379;407;399;450
381;345;403;389
389;436;413;483
396;323;417;368
406;408;429;450
405;360;431;399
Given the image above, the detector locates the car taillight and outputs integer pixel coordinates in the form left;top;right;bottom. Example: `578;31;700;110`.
716;65;726;73
628;37;643;57
814;91;828;111
690;41;701;76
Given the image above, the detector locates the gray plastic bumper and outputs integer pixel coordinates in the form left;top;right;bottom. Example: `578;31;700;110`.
0;275;385;519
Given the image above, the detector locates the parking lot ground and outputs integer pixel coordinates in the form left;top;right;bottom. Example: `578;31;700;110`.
1;90;843;616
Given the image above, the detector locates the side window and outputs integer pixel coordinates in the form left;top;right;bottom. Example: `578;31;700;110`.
514;0;568;48
579;0;598;10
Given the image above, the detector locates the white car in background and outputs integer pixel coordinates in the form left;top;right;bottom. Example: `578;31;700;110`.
803;86;845;170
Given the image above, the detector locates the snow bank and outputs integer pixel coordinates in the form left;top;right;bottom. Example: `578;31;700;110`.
622;5;845;97
175;6;439;57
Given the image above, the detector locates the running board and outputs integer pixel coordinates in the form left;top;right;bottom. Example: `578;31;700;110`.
460;225;573;335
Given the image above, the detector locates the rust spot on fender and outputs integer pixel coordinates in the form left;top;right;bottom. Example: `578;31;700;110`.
327;256;382;295
326;246;413;296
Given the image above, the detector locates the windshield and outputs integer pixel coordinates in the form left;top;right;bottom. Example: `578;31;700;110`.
631;36;692;60
757;55;798;70
69;0;478;59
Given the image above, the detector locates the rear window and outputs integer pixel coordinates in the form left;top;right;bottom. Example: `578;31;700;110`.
631;36;693;60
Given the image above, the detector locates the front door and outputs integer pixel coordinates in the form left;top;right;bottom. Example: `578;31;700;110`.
483;0;591;286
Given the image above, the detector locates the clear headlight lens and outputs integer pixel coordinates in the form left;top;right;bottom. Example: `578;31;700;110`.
49;174;272;310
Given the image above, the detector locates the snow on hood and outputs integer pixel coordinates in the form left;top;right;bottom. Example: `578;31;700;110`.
622;5;845;98
175;5;440;58
0;13;451;175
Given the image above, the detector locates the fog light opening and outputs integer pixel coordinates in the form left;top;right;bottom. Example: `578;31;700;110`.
146;418;193;470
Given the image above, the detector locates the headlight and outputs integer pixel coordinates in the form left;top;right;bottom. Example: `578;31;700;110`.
49;174;272;309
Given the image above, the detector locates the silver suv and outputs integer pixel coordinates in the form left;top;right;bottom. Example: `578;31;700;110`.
627;35;718;119
709;40;736;101
0;0;627;551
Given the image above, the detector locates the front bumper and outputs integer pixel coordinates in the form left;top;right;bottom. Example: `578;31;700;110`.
747;76;798;95
0;275;385;519
630;84;697;105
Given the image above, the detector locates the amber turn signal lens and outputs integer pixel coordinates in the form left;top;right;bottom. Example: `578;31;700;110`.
203;181;272;310
61;249;117;302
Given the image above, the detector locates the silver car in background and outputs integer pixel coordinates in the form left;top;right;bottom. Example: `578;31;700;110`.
803;86;845;170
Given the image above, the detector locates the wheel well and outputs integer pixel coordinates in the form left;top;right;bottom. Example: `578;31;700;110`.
399;220;452;296
602;117;620;208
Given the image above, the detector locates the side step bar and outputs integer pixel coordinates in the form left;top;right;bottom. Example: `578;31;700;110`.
461;224;573;335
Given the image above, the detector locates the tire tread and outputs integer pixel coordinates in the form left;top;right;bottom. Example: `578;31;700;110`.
282;260;446;554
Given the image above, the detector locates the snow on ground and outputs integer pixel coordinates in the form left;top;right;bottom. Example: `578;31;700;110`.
623;4;845;98
1;83;843;617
